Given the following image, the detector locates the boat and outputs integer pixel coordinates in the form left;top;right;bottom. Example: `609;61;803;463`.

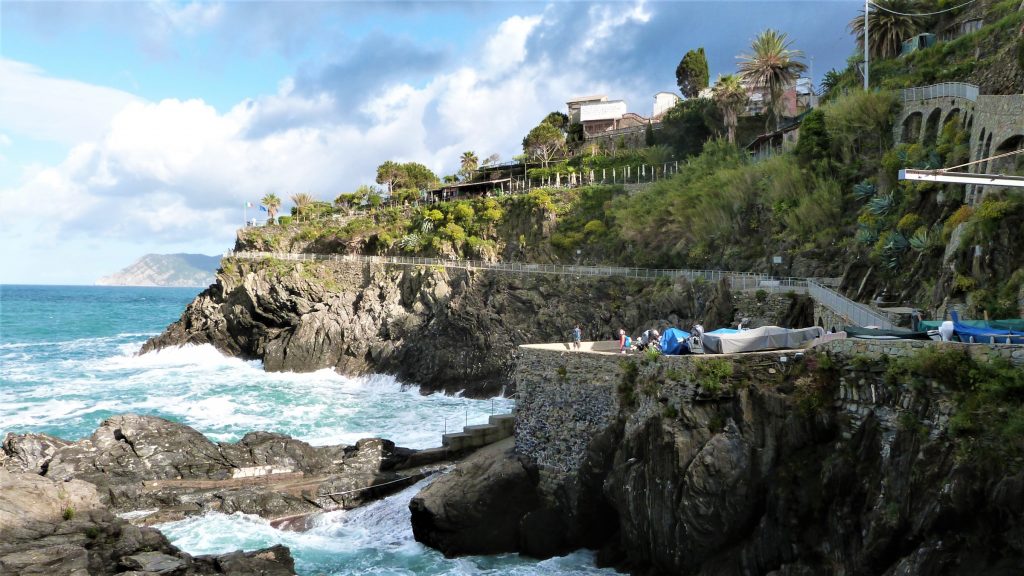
842;326;933;340
700;325;825;354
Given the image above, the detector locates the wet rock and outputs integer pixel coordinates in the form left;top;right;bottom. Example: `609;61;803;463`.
409;438;543;557
0;470;296;576
3;415;420;524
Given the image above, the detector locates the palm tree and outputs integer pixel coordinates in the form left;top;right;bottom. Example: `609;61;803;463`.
712;74;749;145
849;0;921;61
737;29;807;131
459;151;478;181
290;192;314;221
261;193;281;223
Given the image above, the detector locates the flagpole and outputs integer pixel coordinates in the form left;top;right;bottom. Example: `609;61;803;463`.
243;202;247;227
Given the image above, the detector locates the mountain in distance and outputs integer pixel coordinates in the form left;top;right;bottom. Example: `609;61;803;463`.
96;253;221;287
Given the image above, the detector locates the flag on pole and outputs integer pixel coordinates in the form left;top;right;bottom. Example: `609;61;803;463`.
259;205;268;212
245;201;254;208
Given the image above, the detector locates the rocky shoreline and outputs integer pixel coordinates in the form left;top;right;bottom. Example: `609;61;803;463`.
1;414;459;574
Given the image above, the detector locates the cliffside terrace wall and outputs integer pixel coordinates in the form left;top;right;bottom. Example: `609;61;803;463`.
514;339;1024;501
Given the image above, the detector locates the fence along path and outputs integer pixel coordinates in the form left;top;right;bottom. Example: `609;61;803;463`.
226;250;894;329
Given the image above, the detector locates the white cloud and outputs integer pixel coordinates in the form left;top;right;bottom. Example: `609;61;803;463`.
0;9;630;284
0;59;144;145
481;15;543;73
581;0;651;54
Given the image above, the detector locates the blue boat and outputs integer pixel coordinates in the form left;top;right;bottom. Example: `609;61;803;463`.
950;311;1024;344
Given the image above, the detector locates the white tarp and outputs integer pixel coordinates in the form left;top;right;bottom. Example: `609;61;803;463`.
701;326;825;354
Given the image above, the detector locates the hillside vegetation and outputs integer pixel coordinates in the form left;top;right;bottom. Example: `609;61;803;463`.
240;0;1024;320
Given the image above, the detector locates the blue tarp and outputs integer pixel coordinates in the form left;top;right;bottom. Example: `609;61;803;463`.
660;328;691;355
706;328;740;335
951;311;1024;344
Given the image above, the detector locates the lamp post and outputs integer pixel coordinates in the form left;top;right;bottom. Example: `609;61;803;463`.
864;0;870;90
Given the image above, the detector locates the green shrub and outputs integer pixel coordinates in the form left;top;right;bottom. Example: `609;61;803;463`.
583;219;607;236
277;215;293;226
696;358;734;394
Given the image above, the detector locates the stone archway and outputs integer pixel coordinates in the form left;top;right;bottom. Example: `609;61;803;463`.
923;107;943;146
902;112;924;143
991;134;1024;175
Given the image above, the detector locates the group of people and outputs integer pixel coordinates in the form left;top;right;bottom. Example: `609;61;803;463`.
567;325;662;353
618;328;660;354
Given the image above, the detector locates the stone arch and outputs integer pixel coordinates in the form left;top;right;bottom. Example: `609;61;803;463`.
982;132;994;172
901;111;923;143
943;108;960;127
923;107;943;146
975;128;988;169
990;134;1024;175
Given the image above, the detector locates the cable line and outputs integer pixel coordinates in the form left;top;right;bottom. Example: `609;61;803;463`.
944;148;1024;172
867;0;979;17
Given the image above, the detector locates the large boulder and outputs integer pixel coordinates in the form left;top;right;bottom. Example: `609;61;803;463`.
409;437;546;557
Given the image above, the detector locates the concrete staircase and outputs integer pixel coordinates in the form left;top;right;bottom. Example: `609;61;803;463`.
441;414;515;453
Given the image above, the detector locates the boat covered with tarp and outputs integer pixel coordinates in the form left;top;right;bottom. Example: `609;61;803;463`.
843;326;933;340
701;325;825;354
659;328;692;355
944;312;1024;344
918;317;1024;332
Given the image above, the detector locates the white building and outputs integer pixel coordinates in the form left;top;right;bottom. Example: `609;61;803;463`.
652;92;681;119
566;95;609;123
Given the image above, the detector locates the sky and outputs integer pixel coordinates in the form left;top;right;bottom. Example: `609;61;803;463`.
0;0;860;285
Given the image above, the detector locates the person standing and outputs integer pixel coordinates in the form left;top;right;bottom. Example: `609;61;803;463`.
618;328;627;354
572;324;582;350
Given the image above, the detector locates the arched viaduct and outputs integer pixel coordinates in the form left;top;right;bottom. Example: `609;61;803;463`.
894;83;1024;205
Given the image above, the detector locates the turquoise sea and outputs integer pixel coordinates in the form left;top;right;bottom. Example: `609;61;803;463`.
0;284;614;575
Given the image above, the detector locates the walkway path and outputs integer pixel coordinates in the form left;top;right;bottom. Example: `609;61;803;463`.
225;250;894;329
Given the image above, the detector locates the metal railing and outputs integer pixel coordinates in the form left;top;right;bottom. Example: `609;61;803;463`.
900;82;978;102
226;251;883;326
807;279;893;329
227;250;814;293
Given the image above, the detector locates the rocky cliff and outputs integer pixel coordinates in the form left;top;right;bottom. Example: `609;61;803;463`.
410;340;1024;575
97;253;220;287
142;256;752;397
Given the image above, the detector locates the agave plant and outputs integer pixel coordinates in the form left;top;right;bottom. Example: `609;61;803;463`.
908;227;931;251
867;193;895;216
854;180;877;201
923;151;942;170
881;231;909;271
419;219;435;234
398;233;422;251
855;225;879;245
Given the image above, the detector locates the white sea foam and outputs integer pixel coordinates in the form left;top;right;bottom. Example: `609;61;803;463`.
159;478;614;575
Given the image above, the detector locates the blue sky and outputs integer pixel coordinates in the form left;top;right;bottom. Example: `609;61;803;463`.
0;0;859;285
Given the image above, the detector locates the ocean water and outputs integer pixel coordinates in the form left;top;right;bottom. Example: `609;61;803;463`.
0;284;614;575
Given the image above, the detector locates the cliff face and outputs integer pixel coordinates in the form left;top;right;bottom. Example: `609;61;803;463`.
142;256;742;396
411;341;1024;575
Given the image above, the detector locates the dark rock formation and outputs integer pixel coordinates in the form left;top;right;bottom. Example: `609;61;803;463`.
413;346;1024;574
409;438;550;557
2;415;430;525
142;258;740;396
0;469;295;575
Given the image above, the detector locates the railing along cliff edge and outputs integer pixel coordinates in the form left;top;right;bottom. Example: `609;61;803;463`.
225;250;891;328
